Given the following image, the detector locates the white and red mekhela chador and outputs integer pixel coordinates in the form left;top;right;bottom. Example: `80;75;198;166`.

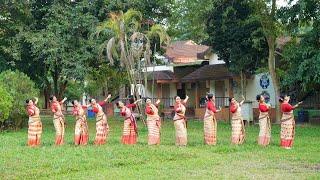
258;103;271;146
72;105;89;145
203;101;217;145
27;104;42;146
280;103;296;148
120;104;138;145
145;103;161;145
230;102;245;145
51;101;65;145
92;101;109;145
173;102;187;146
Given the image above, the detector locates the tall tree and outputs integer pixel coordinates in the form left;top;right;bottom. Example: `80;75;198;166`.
1;1;103;107
206;0;268;97
168;0;214;43
251;0;282;122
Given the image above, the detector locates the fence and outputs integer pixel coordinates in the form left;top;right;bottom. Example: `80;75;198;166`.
119;97;175;108
287;92;320;109
119;97;230;109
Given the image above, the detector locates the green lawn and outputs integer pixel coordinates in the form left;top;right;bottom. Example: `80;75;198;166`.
1;116;319;179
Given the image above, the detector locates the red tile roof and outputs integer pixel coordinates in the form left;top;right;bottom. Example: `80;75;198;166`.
181;64;234;82
147;71;176;81
165;40;211;64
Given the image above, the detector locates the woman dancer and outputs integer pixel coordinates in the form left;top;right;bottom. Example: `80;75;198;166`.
72;100;89;145
26;97;42;147
145;98;161;145
203;94;221;145
88;94;111;145
256;94;271;146
173;95;189;146
116;99;141;145
229;96;246;145
50;96;67;145
279;95;302;149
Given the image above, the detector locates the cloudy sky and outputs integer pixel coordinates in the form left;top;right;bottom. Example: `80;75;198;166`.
277;0;298;7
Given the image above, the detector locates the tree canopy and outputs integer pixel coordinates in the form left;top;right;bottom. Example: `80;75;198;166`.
279;0;320;94
1;0;319;110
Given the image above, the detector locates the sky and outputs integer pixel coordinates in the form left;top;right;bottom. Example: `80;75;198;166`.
277;0;298;8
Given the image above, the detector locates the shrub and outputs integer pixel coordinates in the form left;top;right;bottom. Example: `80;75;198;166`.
0;70;39;129
0;85;13;122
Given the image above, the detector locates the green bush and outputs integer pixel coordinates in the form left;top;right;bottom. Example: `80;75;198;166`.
0;85;13;122
64;81;85;100
0;70;39;129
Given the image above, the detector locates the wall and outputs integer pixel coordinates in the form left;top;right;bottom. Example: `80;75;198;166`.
209;80;230;97
209;80;215;95
245;73;276;108
145;65;174;72
208;53;225;65
169;83;176;99
230;73;276;108
161;84;170;98
224;79;230;97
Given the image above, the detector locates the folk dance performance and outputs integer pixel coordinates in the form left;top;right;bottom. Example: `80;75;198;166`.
72;100;89;145
22;92;309;149
203;94;221;145
145;99;161;145
26;98;42;147
116;99;140;145
50;96;67;145
87;95;111;145
173;95;189;146
229;97;246;145
279;95;302;149
256;94;271;146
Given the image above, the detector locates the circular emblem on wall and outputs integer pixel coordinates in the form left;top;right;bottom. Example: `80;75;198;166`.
260;74;270;89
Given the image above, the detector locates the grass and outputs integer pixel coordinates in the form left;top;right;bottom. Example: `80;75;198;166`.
0;116;320;179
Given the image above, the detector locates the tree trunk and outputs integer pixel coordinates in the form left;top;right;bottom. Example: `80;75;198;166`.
240;70;244;98
58;80;68;99
44;86;51;109
53;68;59;97
267;37;281;123
144;67;148;97
151;43;157;99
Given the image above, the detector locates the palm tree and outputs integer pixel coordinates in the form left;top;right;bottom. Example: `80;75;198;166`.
95;9;170;119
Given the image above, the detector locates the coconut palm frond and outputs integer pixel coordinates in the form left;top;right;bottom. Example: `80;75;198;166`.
98;39;108;56
147;24;171;45
109;11;123;21
123;9;142;25
119;21;126;37
106;37;116;65
120;49;127;67
106;20;121;38
124;9;142;32
144;49;152;65
119;39;130;68
128;20;141;33
144;37;152;65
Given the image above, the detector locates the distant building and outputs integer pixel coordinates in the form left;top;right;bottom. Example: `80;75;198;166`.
129;40;276;122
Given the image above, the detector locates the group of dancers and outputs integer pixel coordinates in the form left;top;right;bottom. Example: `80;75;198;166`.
25;93;302;149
